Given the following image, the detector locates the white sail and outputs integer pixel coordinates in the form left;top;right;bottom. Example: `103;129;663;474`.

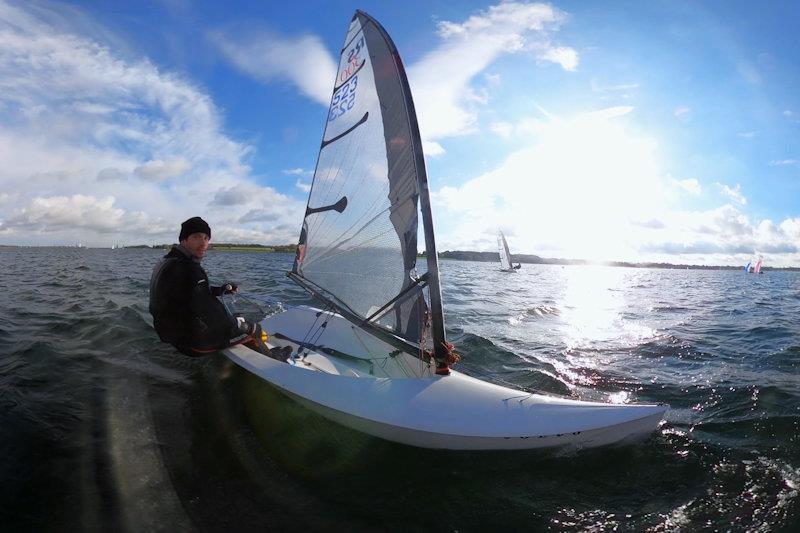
497;231;512;270
289;10;445;357
497;231;520;271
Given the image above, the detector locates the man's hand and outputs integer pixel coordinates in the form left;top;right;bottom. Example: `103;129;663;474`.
222;283;238;294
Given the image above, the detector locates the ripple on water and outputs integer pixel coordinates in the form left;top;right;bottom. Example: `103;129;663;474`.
2;250;800;530
451;331;571;396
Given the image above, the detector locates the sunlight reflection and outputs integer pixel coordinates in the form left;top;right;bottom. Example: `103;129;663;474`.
555;266;657;353
558;266;628;350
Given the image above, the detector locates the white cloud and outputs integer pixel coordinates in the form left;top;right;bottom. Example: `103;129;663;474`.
590;79;639;92
0;194;177;243
210;29;336;106
540;46;578;70
432;106;662;261
3;195;124;231
207;2;575;148
671;177;701;195
780;218;800;240
717;183;747;206
631;218;666;229
283;167;313;177
0;2;296;246
489;105;630;140
490;121;514;138
239;208;281;223
96;167;127;181
410;2;575;140
210;183;256;206
422;140;445;156
210;182;297;210
783;110;800;123
484;73;502;86
134;158;191;182
674;106;690;117
768;159;797;166
430;105;800;266
295;179;311;193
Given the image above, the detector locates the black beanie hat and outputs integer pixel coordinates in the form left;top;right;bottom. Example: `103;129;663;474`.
179;216;211;241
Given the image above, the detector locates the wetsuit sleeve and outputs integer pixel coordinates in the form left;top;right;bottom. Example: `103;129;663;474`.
187;279;240;352
209;284;226;297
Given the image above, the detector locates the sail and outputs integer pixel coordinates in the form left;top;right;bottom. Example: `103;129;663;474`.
754;258;762;274
497;231;512;270
744;261;751;273
290;11;445;357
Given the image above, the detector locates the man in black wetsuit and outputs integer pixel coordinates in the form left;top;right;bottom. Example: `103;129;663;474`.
149;216;288;359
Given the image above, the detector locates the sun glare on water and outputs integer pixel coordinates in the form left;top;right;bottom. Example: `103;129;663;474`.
556;265;657;350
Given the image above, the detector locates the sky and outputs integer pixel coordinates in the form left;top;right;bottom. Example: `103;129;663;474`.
1;0;799;267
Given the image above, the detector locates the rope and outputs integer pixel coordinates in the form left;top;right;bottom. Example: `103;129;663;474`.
297;301;334;358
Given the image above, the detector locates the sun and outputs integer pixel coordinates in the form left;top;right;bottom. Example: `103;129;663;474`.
487;108;664;261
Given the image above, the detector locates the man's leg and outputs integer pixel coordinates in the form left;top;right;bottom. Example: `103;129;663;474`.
237;321;292;361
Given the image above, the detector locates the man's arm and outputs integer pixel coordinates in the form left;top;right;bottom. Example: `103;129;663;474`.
188;279;239;351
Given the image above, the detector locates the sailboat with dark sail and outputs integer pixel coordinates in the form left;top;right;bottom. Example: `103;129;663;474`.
224;10;666;450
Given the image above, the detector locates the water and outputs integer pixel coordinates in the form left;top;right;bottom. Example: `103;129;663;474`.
1;247;798;531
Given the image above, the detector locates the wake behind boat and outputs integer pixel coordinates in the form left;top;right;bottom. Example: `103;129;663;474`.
224;10;666;451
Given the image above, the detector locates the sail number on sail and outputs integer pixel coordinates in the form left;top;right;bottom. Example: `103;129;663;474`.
328;76;358;122
328;35;365;122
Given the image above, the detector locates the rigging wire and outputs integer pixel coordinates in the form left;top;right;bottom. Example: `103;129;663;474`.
296;301;334;359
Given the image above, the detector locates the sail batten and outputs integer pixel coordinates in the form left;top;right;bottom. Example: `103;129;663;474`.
291;10;445;358
320;112;369;148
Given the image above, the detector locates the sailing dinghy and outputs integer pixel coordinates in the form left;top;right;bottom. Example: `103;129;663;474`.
498;230;521;272
224;10;666;451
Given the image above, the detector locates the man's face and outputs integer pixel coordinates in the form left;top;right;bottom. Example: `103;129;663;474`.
182;232;210;259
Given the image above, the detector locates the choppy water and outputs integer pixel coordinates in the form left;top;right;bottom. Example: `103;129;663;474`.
1;247;798;531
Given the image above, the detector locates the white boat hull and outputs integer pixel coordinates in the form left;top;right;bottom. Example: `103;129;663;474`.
224;306;667;451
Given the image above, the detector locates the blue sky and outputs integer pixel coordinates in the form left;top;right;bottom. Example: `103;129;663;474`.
1;0;799;266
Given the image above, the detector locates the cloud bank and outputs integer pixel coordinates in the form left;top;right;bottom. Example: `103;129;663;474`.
210;2;577;149
0;1;302;246
431;106;800;267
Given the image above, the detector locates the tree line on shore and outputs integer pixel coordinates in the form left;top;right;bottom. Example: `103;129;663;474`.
26;243;796;270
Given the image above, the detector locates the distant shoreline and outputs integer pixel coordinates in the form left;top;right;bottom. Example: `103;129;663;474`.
2;244;797;271
431;250;800;271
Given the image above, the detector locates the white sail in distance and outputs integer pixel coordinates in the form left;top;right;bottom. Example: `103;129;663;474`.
497;231;513;271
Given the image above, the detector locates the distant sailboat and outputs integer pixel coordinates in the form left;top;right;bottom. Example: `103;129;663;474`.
497;231;520;272
744;257;764;274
